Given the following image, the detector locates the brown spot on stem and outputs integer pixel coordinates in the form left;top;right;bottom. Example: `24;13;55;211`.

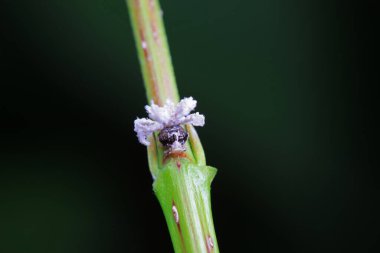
172;200;187;253
172;203;179;224
207;235;214;252
163;151;189;164
176;160;181;170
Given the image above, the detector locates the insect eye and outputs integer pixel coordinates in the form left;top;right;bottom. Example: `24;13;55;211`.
158;125;188;147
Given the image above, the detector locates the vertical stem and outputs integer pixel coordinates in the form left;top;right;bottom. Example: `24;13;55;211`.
126;1;219;252
127;0;206;169
154;160;220;253
127;0;179;105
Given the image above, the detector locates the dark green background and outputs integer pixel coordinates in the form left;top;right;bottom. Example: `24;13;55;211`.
0;0;377;252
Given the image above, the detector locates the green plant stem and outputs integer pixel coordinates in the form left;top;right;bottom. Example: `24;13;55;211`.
126;1;219;252
127;0;179;105
154;160;219;253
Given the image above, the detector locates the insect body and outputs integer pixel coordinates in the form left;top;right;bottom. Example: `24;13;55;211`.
158;125;188;148
134;97;205;153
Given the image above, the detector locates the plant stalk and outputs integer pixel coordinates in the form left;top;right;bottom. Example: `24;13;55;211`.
126;1;219;252
127;0;179;105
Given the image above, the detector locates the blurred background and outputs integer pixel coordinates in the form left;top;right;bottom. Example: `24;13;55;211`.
0;0;377;252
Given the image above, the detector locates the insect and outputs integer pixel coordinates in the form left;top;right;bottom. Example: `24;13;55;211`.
134;97;204;153
158;125;188;150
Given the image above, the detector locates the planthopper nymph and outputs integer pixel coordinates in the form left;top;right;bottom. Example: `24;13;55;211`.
134;97;205;154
